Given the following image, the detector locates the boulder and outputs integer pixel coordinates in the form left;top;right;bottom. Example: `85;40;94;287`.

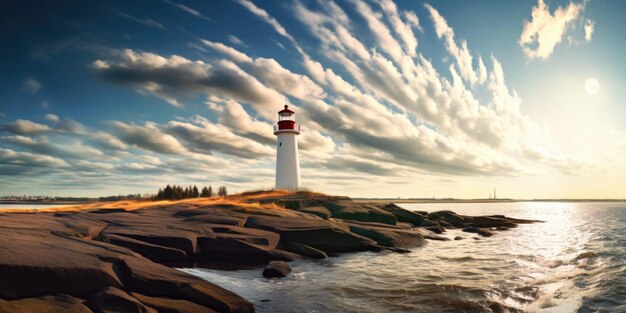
130;292;218;313
0;294;92;313
423;225;445;234
420;219;440;227
102;225;198;255
461;216;517;228
462;227;494;237
454;236;464;240
381;203;424;226
262;261;292;278
87;287;157;313
365;207;397;225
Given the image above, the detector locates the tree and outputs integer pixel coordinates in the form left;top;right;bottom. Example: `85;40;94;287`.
208;186;213;197
218;186;227;197
156;188;164;200
163;185;173;200
200;186;210;197
192;185;199;198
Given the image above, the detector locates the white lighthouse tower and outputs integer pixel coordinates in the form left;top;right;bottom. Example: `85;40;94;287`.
274;105;301;190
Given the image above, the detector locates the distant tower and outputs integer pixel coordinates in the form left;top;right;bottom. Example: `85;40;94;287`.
274;105;301;190
494;188;496;200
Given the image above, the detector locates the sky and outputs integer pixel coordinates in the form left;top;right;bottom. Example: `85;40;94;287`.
1;0;625;199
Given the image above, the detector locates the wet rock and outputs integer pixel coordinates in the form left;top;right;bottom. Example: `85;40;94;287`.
381;203;423;226
87;287;156;313
454;236;464;240
262;261;292;278
284;241;328;259
422;233;451;241
462;227;493;237
424;225;445;234
420;219;440;227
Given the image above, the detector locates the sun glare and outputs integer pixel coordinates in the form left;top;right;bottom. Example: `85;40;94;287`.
585;78;600;95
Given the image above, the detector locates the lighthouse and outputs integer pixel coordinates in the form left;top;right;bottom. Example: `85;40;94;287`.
274;105;301;190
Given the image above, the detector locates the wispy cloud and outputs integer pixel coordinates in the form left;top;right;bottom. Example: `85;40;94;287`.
117;12;167;30
228;34;246;46
519;0;587;59
23;77;42;93
163;0;211;22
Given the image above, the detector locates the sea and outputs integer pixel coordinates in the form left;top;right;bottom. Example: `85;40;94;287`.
181;202;626;313
0;204;73;210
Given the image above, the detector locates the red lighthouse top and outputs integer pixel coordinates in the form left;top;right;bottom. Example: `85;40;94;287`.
274;105;300;134
279;105;294;114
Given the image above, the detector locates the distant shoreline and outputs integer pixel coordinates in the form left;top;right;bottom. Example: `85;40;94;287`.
355;199;626;204
0;201;92;205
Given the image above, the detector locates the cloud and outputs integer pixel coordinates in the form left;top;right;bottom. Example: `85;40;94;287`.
519;0;585;59
228;35;245;46
1;119;50;135
584;19;595;42
0;148;69;168
117;13;166;30
111;121;188;155
1;135;104;160
234;0;294;42
44;114;60;123
93;49;286;118
425;4;480;84
23;77;42;93
163;0;211;21
166;116;274;158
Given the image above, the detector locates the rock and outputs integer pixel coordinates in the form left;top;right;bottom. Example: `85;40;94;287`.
299;206;331;219
245;215;378;254
122;258;254;313
364;207;397;225
331;207;371;222
87;287;157;313
454;236;464;240
103;234;188;264
462;227;493;237
422;234;451;241
0;229;127;300
381;203;423;226
424;225;445;234
347;224;426;248
102;225;198;255
130;292;218;313
284;241;328;259
420;219;440;227
88;208;128;214
461;216;517;228
0;294;92;313
495;226;510;231
262;261;292;278
478;228;494;237
427;210;465;227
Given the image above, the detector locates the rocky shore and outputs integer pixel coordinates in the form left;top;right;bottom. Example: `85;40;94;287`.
0;191;538;312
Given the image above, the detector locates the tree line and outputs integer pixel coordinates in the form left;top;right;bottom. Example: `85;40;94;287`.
155;185;228;200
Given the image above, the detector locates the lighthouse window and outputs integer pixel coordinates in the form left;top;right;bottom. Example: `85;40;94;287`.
279;142;282;147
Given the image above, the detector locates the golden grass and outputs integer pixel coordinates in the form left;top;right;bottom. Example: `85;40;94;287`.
0;189;319;213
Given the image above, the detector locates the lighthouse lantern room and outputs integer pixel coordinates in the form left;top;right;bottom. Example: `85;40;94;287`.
274;105;301;190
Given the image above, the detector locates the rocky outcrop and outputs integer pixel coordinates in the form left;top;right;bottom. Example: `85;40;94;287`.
0;191;539;312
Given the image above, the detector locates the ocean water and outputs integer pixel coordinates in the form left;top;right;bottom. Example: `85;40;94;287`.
181;202;626;313
0;204;72;210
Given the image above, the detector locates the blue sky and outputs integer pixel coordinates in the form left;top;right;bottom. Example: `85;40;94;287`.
1;0;625;198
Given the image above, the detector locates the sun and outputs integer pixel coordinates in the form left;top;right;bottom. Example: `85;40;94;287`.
585;78;600;95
